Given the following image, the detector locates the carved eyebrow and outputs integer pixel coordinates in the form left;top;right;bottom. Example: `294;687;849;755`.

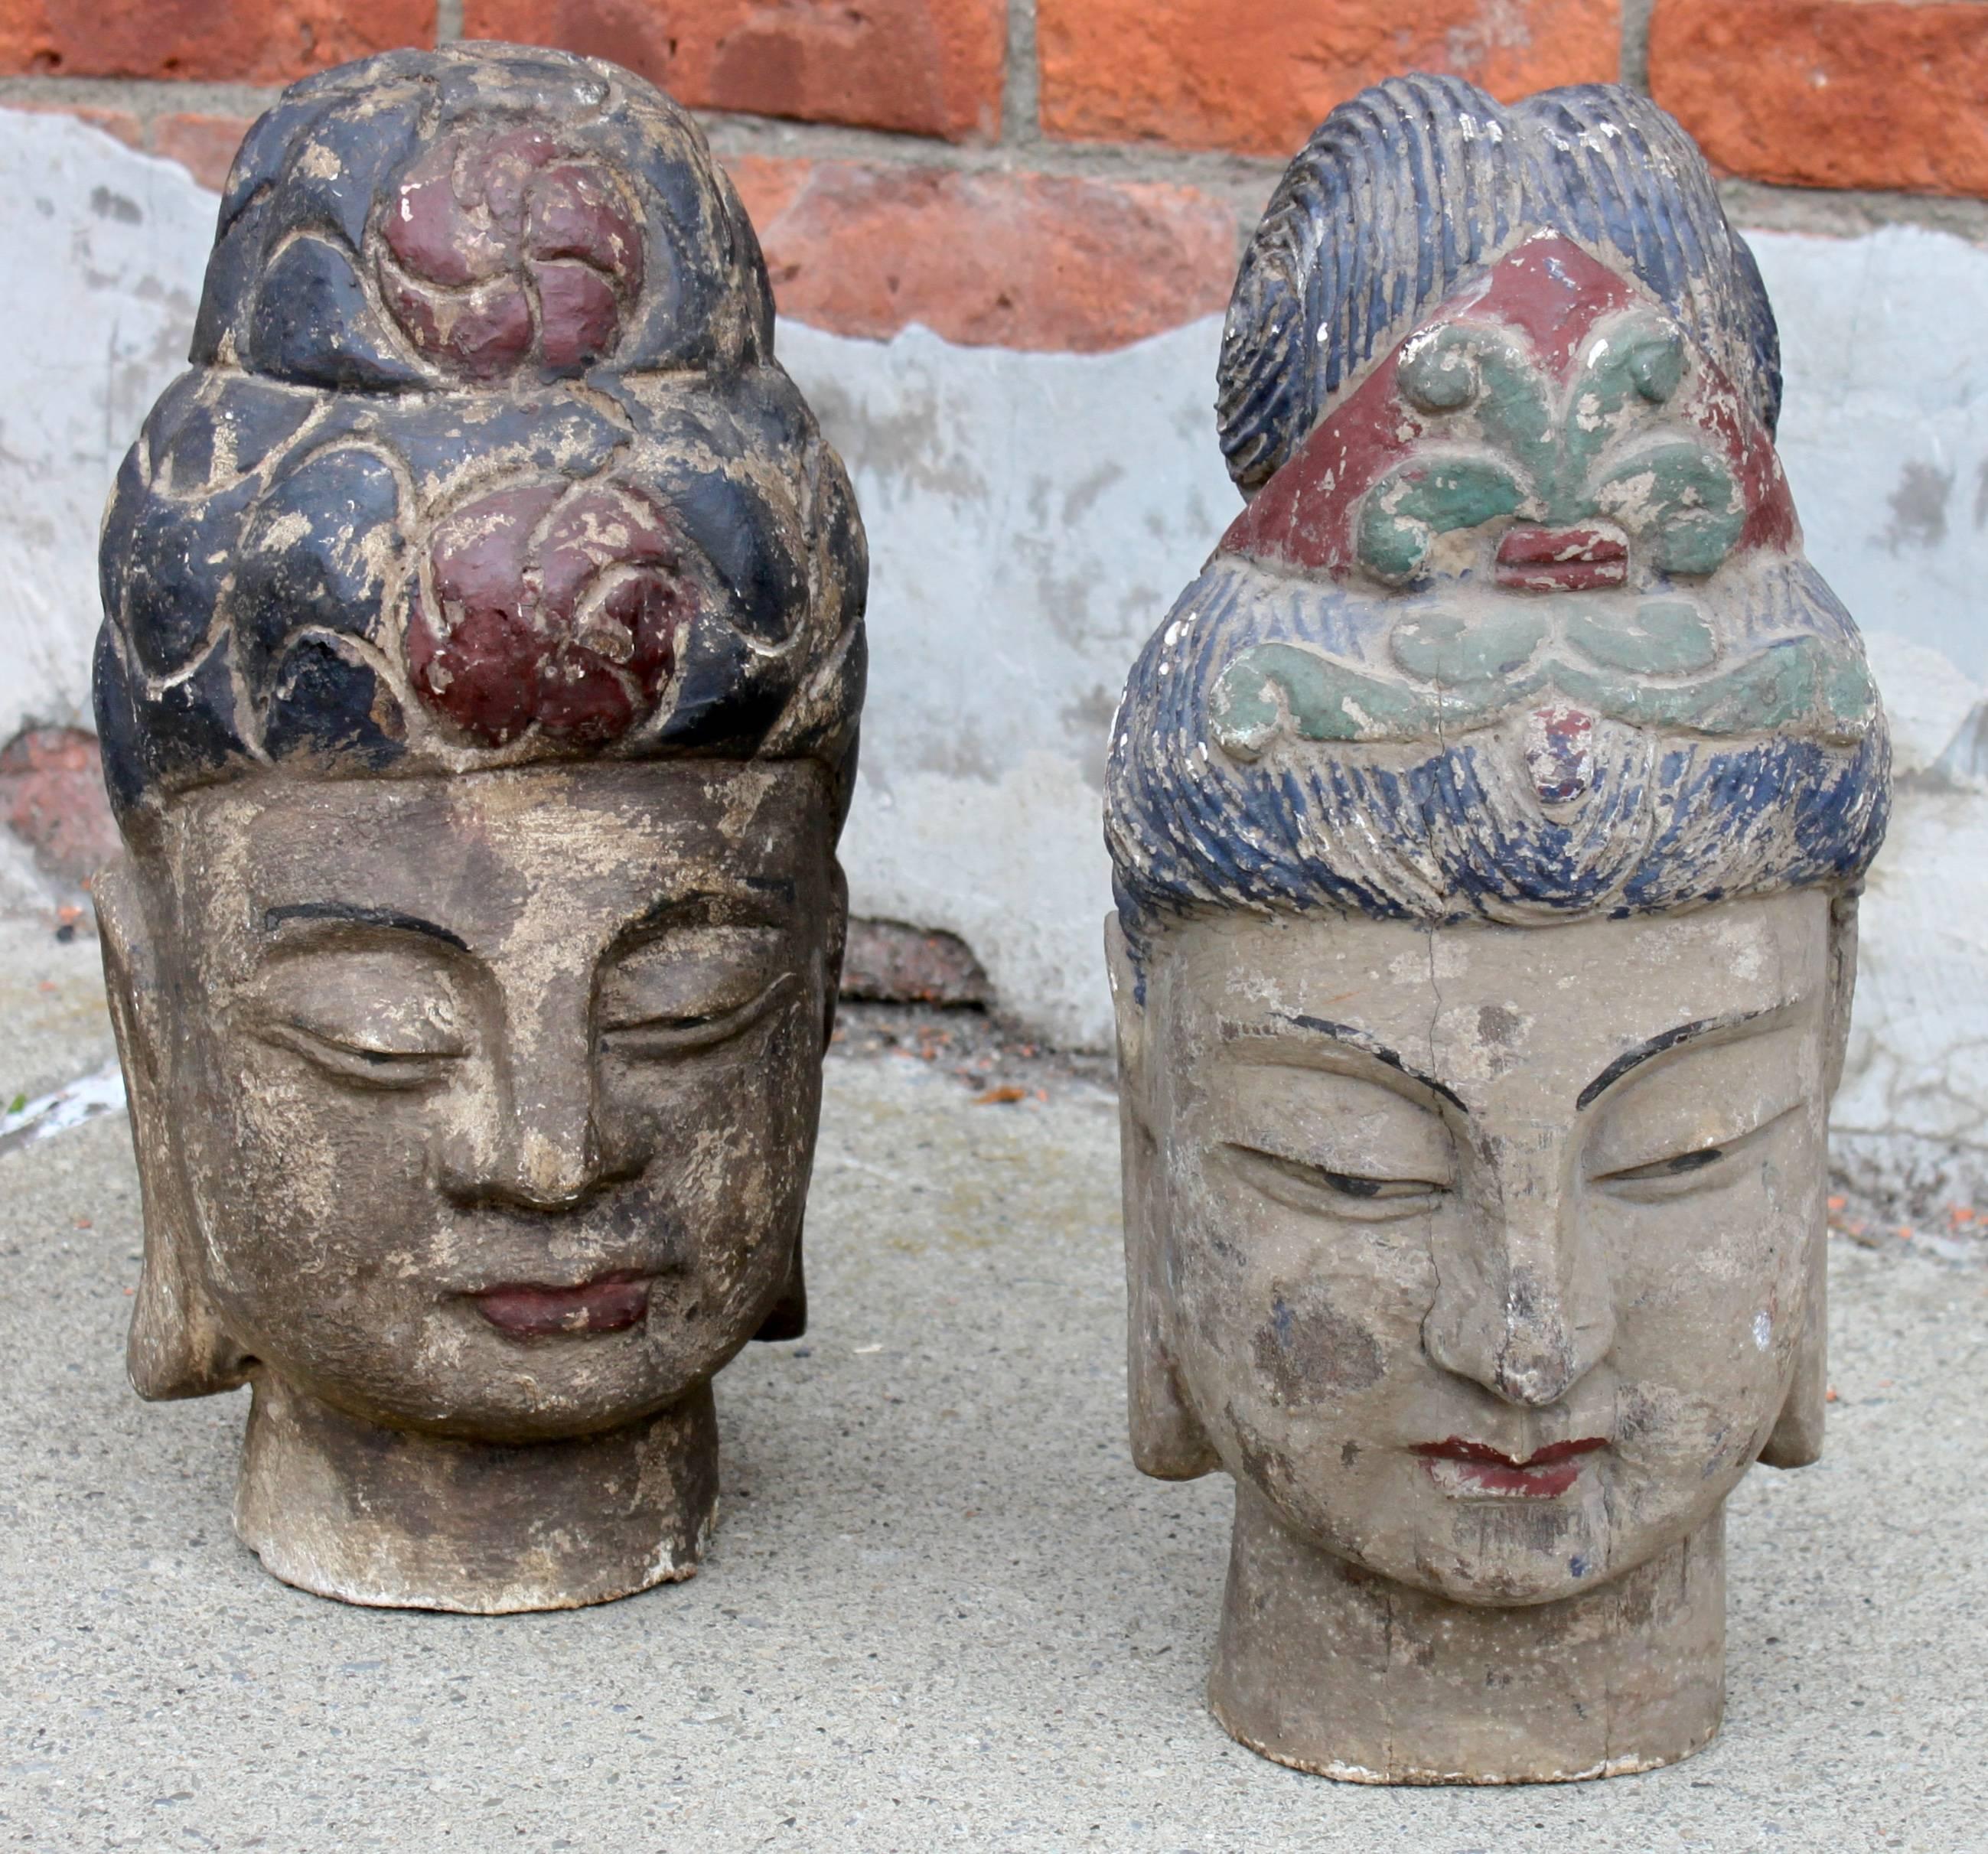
1575;1008;1779;1111
624;885;790;934
1281;1013;1469;1114
262;901;469;951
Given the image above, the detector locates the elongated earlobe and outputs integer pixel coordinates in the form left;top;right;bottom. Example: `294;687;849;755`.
751;852;843;1346
822;856;849;1046
1107;916;1217;1479
1823;893;1861;1098
751;1227;807;1341
96;858;249;1400
1761;894;1856;1470
1759;1222;1825;1468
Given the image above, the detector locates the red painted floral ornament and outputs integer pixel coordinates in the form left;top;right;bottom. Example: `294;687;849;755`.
97;43;864;823
409;479;699;746
381;127;645;381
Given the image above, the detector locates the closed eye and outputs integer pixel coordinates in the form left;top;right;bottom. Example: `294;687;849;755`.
260;1021;464;1090
1593;1103;1797;1195
1606;1145;1726;1181
602;971;794;1057
1225;1143;1449;1220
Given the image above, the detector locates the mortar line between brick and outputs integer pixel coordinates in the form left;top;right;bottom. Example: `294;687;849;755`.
1621;0;1654;94
0;74;284;133
1001;0;1041;150
0;74;1982;249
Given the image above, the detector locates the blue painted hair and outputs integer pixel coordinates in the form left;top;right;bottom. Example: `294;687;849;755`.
1104;77;1888;970
94;44;866;840
1215;74;1782;494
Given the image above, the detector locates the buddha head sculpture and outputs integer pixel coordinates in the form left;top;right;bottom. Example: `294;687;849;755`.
91;44;865;1613
1103;77;1888;1782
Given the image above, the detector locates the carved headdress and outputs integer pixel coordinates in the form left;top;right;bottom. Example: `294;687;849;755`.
1105;77;1886;969
95;44;865;833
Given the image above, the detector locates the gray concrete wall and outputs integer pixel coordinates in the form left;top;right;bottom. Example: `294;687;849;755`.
5;109;1983;1207
0;116;210;743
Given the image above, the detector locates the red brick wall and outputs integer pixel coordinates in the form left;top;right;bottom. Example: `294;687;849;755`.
1650;0;1988;199
1038;0;1623;157
464;0;1007;142
1;0;1985;347
0;1;437;82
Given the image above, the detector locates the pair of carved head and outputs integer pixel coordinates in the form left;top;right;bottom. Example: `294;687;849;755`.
93;46;1885;1781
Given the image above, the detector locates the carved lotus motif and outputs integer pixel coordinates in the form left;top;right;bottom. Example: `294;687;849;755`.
1220;237;1798;592
1358;308;1742;587
408;479;700;746
381;128;646;381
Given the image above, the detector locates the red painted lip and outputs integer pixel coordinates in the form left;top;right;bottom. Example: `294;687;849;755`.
1413;1435;1608;1498
471;1272;651;1338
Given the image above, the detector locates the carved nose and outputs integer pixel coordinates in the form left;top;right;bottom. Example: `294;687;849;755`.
1423;1135;1615;1409
1480;1269;1611;1407
1426;1250;1615;1409
503;1118;609;1210
443;1093;626;1211
442;986;644;1211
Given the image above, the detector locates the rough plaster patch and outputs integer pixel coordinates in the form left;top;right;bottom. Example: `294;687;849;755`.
0;111;211;742
1833;774;1988;1204
0;1061;125;1155
835;748;1123;1052
1755;224;1988;682
1862;631;1983;776
778;316;1236;1050
1879;460;1954;553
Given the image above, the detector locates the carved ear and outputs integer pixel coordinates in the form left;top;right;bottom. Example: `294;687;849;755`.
822;855;849;1047
753;852;842;1347
1823;891;1860;1099
96;858;248;1400
1107;915;1217;1480
1759;1217;1826;1469
1762;892;1856;1470
751;1224;807;1343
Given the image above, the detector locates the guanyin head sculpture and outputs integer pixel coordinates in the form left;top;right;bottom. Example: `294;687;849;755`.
1103;75;1887;1782
92;44;865;1613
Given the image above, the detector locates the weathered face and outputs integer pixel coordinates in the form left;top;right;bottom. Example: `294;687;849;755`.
124;759;837;1441
1116;891;1834;1606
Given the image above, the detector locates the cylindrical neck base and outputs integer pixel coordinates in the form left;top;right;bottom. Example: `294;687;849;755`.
1208;1484;1726;1784
234;1371;720;1613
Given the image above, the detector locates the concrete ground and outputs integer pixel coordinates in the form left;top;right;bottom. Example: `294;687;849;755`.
1;917;1983;1853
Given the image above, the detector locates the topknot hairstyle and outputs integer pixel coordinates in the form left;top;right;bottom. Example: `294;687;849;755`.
95;43;866;833
1215;74;1783;494
1105;77;1887;973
